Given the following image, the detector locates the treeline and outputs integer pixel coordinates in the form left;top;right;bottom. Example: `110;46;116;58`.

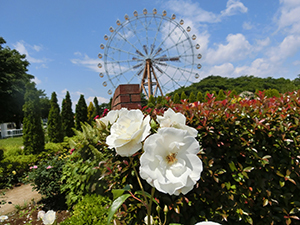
168;75;300;98
23;86;109;154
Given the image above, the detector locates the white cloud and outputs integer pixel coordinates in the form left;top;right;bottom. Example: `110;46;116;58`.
87;96;109;104
32;76;42;85
267;35;300;62
205;33;252;65
243;21;253;30
221;0;248;17
164;0;247;24
13;41;48;65
276;0;300;34
293;60;300;65
71;53;101;72
209;63;235;76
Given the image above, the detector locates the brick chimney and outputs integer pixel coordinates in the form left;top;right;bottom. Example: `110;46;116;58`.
111;84;141;110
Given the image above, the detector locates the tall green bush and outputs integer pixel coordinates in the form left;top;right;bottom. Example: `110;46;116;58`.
48;92;63;143
189;91;196;103
23;82;44;154
173;92;180;104
87;102;95;124
75;94;87;131
197;91;203;102
181;91;187;100
61;91;74;137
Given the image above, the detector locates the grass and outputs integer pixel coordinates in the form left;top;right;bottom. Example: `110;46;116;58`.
0;136;23;152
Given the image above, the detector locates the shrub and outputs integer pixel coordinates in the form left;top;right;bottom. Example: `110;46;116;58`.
60;123;109;207
27;155;66;199
60;194;112;225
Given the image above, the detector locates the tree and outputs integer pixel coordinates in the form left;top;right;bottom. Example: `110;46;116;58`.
0;37;34;127
196;91;203;102
181;91;187;100
189;92;196;103
173;93;180;104
23;82;44;154
48;92;63;143
217;89;226;101
75;94;87;131
61;91;74;137
229;89;238;98
87;102;95;124
92;97;100;119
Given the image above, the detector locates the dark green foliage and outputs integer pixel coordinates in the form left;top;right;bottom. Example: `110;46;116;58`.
189;92;196;103
217;89;226;101
0;37;33;126
181;91;187;100
22;82;44;154
147;95;156;108
197;91;203;102
28;155;66;199
40;93;51;119
61;91;74;137
92;97;100;119
170;75;300;97
173;92;180;104
75;94;88;131
60;194;112;225
60;123;109;207
48;92;63;143
87;102;95;124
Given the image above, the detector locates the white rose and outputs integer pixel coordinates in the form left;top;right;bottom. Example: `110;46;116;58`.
106;109;151;157
156;108;198;137
37;210;45;220
96;108;128;128
42;210;56;225
140;127;203;195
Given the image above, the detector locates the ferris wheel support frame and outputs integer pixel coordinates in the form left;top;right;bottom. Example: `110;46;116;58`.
140;59;164;99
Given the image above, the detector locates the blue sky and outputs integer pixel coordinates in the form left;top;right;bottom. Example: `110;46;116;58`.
1;0;300;107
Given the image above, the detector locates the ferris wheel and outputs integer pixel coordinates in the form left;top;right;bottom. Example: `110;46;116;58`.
98;8;202;99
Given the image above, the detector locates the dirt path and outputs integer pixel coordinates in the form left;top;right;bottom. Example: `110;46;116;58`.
0;184;42;215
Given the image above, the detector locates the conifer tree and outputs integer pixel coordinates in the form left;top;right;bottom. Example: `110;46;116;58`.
23;82;44;154
75;94;88;131
229;89;238;98
197;91;203;102
48;92;63;143
189;92;196;103
61;91;74;137
181;91;187;100
92;97;100;119
173;93;180;104
217;89;226;101
87;102;95;124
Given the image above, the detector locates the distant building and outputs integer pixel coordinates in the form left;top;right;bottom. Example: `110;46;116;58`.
0;122;23;138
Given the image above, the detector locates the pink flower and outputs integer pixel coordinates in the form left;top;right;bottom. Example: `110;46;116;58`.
94;115;100;120
101;108;109;117
46;166;52;169
70;149;75;155
29;166;32;169
33;165;38;169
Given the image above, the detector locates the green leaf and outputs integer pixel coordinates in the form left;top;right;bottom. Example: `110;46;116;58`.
107;194;131;225
229;161;237;172
134;190;159;206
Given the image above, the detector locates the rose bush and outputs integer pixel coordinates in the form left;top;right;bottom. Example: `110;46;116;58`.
100;107;204;224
